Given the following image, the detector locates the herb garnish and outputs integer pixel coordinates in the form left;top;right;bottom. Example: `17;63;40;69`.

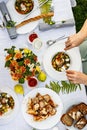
6;20;16;28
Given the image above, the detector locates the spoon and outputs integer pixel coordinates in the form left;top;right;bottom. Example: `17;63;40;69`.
46;35;68;46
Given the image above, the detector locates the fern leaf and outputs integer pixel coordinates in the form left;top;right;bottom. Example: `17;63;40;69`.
45;81;81;94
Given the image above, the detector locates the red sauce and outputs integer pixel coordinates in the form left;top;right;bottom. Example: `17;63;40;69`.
28;77;38;87
29;33;38;42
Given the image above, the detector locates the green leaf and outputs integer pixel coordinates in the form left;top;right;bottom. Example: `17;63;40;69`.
18;60;24;66
38;0;54;24
45;81;81;94
5;60;11;67
19;78;25;84
6;20;16;28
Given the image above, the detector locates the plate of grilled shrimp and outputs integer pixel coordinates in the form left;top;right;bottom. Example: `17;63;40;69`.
22;88;63;130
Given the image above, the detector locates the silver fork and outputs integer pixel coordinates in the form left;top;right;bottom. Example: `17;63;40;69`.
23;0;49;20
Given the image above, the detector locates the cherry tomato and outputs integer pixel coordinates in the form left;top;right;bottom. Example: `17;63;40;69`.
29;33;38;42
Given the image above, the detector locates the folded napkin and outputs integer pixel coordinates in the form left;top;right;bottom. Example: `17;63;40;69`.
39;0;75;31
39;18;75;31
0;1;17;39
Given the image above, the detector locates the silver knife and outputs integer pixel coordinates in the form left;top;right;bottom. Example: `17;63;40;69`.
39;18;75;31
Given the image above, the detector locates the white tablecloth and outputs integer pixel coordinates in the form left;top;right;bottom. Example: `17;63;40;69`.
0;0;87;130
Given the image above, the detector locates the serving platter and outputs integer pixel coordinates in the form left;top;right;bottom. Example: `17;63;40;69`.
22;88;63;129
43;40;81;81
6;0;39;34
0;86;19;125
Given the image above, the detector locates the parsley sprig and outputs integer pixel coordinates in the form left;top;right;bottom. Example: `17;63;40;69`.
6;20;16;28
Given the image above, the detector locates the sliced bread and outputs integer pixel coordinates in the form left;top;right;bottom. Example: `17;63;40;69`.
61;114;74;126
77;102;87;115
74;117;87;129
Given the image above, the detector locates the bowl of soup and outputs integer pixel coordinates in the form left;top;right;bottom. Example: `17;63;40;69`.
15;0;34;15
51;52;70;72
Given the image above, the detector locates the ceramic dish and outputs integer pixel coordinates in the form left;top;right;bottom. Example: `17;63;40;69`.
22;88;63;129
43;40;81;81
0;86;19;125
6;0;39;34
15;0;34;15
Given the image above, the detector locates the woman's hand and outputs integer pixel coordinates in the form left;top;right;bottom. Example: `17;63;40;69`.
66;70;87;85
64;19;87;50
64;32;85;50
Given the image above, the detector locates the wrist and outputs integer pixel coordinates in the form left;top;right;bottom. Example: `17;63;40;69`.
78;31;87;42
83;75;87;85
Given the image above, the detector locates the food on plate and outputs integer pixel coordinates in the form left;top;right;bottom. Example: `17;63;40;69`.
61;102;87;129
0;92;15;116
52;52;70;72
76;102;87;115
74;117;87;129
67;105;84;121
15;0;34;15
61;114;74;126
26;93;58;121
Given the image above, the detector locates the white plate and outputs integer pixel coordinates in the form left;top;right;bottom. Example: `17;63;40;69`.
22;88;63;130
0;86;19;125
43;40;81;81
6;0;39;34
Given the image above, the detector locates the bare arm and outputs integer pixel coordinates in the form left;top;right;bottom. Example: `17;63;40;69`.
65;19;87;50
66;70;87;85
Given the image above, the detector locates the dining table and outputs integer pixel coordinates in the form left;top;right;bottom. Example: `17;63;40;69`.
0;0;87;130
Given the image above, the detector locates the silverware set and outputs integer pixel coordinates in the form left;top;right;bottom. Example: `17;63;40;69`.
46;35;68;46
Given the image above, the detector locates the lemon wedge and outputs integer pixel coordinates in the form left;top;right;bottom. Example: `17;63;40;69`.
14;84;24;95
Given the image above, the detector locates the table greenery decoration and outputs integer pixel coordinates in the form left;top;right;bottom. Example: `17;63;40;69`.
38;0;54;24
4;46;40;83
46;81;81;94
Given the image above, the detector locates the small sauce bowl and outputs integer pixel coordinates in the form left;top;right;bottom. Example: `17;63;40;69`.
27;77;38;89
28;32;42;50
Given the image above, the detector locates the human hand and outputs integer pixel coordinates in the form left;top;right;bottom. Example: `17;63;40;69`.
66;70;87;85
64;32;84;50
